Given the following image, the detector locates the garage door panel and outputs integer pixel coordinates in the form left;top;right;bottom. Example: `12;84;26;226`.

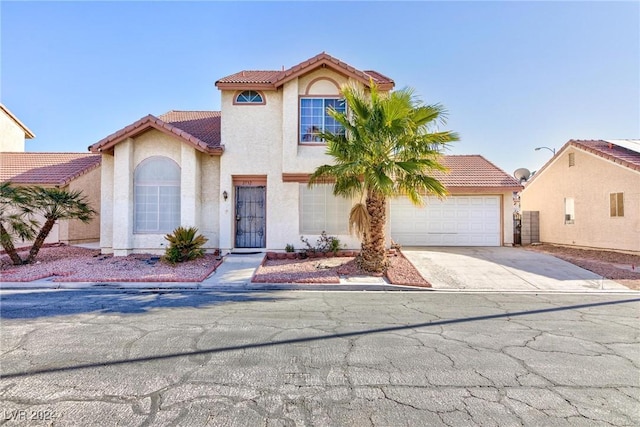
390;195;501;246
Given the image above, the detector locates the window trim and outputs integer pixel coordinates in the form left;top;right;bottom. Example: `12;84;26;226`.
233;90;266;105
298;96;346;145
564;197;575;225
134;156;181;234
610;192;624;217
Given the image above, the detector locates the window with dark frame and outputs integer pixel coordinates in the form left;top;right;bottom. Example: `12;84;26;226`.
235;90;264;104
610;192;624;217
299;98;346;143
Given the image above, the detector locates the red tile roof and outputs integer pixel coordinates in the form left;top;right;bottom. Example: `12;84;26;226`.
1;153;101;186
216;52;394;91
159;111;221;148
0;104;35;139
570;140;640;172
216;70;282;85
89;111;222;155
436;155;523;192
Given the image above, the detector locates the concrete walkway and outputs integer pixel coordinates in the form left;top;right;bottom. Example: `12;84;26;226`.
402;247;630;292
1;248;636;293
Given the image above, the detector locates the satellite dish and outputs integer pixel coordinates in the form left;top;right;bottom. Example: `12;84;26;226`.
513;168;531;183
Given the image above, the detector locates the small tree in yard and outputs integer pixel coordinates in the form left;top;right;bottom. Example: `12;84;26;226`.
309;82;459;273
23;187;96;264
0;182;39;265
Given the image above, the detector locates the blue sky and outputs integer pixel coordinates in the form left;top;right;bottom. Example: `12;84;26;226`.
2;1;638;176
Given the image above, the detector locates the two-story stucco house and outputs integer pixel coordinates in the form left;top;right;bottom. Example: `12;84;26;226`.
90;53;521;256
521;139;640;252
0;103;35;152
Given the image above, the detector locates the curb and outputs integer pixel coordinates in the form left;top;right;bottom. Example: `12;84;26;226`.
1;281;639;295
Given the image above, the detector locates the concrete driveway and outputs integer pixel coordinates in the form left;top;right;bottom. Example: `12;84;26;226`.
402;247;630;292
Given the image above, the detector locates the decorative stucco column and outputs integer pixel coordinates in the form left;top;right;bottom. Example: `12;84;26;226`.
112;138;134;256
99;154;114;254
180;145;200;228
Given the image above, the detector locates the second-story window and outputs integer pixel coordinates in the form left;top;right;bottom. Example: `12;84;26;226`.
235;90;264;104
300;98;346;143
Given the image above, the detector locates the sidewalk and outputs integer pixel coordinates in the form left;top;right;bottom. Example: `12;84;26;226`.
1;252;638;294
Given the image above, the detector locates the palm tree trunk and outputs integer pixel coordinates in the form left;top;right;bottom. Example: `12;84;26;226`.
26;219;55;264
0;222;24;265
359;191;388;273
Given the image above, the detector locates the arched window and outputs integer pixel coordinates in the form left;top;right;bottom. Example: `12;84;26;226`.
235;90;264;104
134;156;180;233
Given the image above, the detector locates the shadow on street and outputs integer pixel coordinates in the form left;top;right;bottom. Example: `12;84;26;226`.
3;296;638;379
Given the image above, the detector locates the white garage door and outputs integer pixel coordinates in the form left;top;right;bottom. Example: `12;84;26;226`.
390;196;501;246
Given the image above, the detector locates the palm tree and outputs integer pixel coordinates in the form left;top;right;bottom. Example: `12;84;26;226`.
309;82;459;273
24;187;96;264
0;182;38;265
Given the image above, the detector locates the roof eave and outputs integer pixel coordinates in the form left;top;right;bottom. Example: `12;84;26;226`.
215;82;277;91
57;159;102;187
446;185;523;194
0;104;36;139
569;140;640;173
273;58;394;90
89;115;223;155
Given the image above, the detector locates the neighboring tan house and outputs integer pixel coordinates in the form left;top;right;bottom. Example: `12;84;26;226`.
90;52;521;256
521;139;640;253
1;152;102;246
0;104;35;152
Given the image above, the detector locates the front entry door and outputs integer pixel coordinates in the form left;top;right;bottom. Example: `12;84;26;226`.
235;186;266;248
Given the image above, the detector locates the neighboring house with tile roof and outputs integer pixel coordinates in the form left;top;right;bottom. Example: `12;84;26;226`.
1;152;101;246
521;140;640;252
0;104;35;152
90;52;521;256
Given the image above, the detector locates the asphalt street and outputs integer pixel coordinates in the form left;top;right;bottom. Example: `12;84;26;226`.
1;289;639;426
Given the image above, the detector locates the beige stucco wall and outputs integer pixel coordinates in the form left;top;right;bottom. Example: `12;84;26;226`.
521;147;640;252
219;69;364;252
10;177;100;248
9;211;59;249
101;130;221;256
501;191;516;246
0;109;26;152
59;166;101;244
99;154;114;253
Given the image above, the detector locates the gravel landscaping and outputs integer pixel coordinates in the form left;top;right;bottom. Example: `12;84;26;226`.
252;251;431;287
0;244;221;282
525;243;640;290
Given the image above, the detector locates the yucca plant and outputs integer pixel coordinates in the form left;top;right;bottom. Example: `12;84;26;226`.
163;226;208;264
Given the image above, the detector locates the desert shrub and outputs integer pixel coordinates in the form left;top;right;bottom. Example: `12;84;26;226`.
285;243;295;252
300;231;343;254
163;226;208;264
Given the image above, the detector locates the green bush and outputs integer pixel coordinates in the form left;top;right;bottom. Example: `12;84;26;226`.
300;231;343;254
163;226;208;264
